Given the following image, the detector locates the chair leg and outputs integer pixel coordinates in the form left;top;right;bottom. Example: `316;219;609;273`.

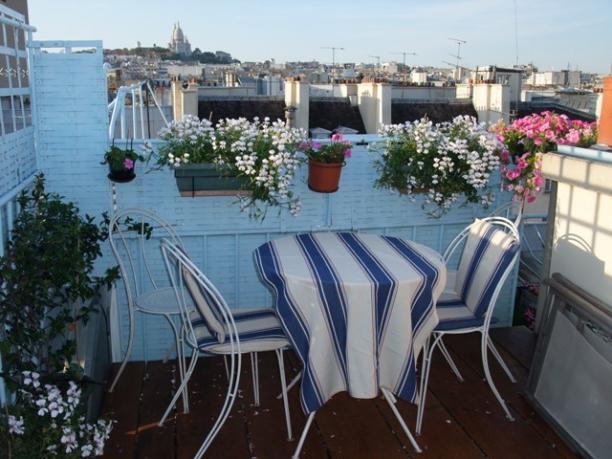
487;337;517;383
159;348;199;426
277;371;301;400
438;337;464;382
109;309;135;393
276;349;294;441
167;314;189;414
481;332;515;421
251;352;260;406
223;355;230;381
291;411;316;459
381;388;422;453
416;336;436;436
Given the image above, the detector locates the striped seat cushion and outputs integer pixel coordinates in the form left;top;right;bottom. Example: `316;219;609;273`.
437;219;519;330
191;308;289;354
436;293;498;331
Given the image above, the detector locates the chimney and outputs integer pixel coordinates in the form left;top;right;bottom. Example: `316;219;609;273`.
284;78;309;131
597;76;612;146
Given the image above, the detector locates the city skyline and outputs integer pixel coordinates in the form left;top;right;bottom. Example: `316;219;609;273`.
29;0;611;73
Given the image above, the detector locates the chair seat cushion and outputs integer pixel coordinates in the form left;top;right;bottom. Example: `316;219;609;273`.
192;308;289;354
435;294;498;331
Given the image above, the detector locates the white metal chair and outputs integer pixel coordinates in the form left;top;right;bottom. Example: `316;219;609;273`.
416;217;521;434
160;238;241;459
108;208;192;415
159;238;295;447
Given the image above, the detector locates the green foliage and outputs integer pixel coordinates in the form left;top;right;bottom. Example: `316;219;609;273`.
102;144;144;173
0;175;119;389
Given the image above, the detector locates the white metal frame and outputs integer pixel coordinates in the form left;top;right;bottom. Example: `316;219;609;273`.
158;239;294;444
107;208;191;413
416;217;521;435
108;80;169;140
161;239;242;458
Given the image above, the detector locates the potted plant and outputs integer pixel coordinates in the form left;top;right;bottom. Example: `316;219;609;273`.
102;142;144;183
493;111;597;203
153;115;307;219
301;133;352;193
375;115;500;217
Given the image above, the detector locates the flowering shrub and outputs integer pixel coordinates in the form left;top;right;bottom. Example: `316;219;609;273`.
375;115;500;217
153;115;307;219
300;133;353;163
493;112;597;203
0;371;113;458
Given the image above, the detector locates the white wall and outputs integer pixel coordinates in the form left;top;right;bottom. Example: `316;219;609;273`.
391;86;456;102
357;83;391;133
543;152;612;307
472;83;509;125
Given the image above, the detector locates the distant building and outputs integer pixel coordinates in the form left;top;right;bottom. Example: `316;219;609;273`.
526;70;581;88
168;22;192;56
472;66;523;106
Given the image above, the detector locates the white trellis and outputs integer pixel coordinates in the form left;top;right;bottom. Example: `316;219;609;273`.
0;3;37;406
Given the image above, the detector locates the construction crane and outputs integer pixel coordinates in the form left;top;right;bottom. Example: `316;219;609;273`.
369;55;381;68
391;51;417;68
321;46;344;83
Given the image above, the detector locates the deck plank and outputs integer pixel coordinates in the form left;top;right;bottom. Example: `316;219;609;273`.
100;362;145;459
135;361;177;459
99;330;579;459
243;351;329;459
175;356;251;459
445;332;579;459
434;333;571;458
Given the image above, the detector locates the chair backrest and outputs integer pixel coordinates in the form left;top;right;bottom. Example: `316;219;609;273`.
487;201;523;227
109;208;182;309
161;238;233;347
445;217;521;322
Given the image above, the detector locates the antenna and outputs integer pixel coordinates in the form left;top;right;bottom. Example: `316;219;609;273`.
369;55;381;67
448;37;467;73
513;0;519;66
321;46;344;83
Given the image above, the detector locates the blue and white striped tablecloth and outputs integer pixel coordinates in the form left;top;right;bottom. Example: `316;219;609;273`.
254;232;446;414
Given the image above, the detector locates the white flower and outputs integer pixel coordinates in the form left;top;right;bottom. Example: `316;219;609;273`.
8;415;25;435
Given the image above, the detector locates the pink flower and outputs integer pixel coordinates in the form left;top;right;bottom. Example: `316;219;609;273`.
516;158;529;171
344;149;352;158
565;129;580;145
533;174;544;187
331;133;343;142
500;150;510;163
527;194;537;203
123;158;134;170
311;142;322;149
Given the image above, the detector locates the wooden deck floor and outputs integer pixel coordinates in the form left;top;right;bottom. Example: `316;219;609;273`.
100;327;577;459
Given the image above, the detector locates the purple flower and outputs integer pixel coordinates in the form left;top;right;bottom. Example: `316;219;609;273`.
311;142;322;149
344;149;352;158
123;158;135;170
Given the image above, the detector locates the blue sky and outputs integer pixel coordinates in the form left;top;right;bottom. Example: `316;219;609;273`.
28;0;611;73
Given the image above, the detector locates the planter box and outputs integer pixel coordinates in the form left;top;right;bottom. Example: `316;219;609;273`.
174;164;251;197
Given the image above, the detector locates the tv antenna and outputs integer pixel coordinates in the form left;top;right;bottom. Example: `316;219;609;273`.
448;37;467;70
322;46;344;82
369;55;381;68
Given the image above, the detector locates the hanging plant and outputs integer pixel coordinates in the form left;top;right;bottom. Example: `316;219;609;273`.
102;140;144;183
374;115;500;217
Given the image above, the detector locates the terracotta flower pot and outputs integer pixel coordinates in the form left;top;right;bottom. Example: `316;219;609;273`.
308;159;343;193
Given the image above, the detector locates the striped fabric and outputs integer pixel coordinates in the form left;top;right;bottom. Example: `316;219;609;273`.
254;232;446;414
437;219;519;331
191;308;289;353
